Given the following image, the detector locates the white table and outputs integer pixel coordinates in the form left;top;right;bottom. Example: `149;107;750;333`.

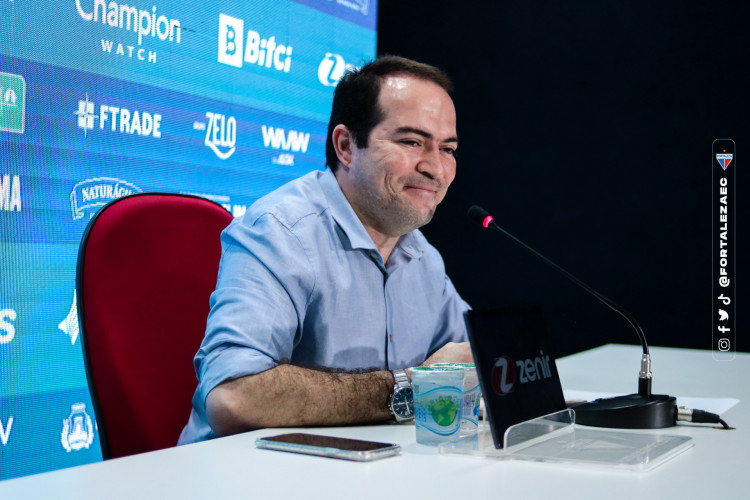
0;344;746;499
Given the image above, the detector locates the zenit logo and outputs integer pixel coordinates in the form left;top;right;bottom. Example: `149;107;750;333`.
491;351;552;396
317;53;356;87
218;14;293;73
74;93;162;138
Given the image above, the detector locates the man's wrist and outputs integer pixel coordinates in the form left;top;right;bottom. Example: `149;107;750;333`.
388;369;414;422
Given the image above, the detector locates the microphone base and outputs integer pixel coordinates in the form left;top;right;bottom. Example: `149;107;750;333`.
571;394;677;429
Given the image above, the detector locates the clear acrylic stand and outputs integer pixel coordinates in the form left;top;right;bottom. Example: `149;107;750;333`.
439;409;693;472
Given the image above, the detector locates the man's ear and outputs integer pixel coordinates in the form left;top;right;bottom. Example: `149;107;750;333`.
332;124;354;168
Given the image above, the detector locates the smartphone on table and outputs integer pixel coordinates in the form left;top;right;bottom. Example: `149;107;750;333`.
255;432;401;462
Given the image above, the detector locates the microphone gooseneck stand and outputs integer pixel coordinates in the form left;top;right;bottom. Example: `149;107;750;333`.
467;205;676;429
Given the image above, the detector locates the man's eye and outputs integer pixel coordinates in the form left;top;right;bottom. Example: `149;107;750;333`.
442;147;457;157
400;139;420;147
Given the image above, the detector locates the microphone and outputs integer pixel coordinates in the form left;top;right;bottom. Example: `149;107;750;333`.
467;205;676;429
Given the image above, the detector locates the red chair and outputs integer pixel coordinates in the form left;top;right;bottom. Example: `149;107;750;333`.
76;193;233;459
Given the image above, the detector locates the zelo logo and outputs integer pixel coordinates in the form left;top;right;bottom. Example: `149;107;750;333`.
200;112;237;160
491;351;552;396
0;174;21;212
0;308;16;345
74;94;162;138
0;72;25;133
70;177;142;220
317;53;357;87
217;14;293;73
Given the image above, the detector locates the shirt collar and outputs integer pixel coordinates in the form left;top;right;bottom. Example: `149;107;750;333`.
319;168;425;261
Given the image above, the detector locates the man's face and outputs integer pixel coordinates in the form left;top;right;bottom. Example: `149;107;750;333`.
345;75;458;238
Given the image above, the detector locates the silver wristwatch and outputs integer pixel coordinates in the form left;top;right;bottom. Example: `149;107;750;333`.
388;369;414;422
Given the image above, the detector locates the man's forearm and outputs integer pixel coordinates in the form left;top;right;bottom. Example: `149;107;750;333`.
206;364;394;436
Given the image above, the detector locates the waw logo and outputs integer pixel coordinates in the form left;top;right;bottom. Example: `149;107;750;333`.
261;126;309;153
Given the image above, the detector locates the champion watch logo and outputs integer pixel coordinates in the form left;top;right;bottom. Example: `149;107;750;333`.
716;153;733;170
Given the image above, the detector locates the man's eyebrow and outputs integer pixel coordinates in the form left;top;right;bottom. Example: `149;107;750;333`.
394;126;458;144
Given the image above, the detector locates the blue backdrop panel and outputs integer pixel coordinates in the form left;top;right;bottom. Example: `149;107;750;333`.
0;0;377;480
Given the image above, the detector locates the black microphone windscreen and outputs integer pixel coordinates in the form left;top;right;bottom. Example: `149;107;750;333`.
467;205;492;226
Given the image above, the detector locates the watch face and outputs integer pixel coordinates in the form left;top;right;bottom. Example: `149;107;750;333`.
391;388;414;418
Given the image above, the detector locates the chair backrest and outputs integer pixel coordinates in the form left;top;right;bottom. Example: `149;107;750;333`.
76;193;233;459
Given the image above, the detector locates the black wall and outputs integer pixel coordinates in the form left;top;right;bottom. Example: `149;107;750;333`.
377;1;747;358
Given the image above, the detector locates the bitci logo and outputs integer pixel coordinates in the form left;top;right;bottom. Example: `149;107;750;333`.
217;14;293;73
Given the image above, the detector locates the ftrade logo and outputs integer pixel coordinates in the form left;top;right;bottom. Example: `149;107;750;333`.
318;53;356;87
76;0;182;65
70;177;142;220
491;351;552;396
0;72;25;133
74;93;162;138
194;112;237;160
1;174;21;212
0;308;16;345
217;14;293;73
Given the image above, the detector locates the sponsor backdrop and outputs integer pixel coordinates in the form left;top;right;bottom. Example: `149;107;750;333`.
1;0;376;480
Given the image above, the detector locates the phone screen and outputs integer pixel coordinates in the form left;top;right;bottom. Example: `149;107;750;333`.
255;433;401;461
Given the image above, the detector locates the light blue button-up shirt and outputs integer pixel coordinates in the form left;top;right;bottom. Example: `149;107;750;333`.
179;168;469;444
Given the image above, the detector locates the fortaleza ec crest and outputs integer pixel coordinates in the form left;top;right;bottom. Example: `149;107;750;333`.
716;153;733;170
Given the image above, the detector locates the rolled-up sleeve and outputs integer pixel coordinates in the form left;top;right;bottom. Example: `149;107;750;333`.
193;212;316;410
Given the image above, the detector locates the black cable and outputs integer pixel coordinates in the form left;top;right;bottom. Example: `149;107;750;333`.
676;406;734;430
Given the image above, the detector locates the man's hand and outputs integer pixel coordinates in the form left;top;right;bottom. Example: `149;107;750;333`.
420;342;474;366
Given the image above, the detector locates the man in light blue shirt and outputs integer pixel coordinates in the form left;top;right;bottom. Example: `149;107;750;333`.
179;56;472;444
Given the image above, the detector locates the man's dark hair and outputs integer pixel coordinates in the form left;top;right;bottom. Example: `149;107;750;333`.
325;55;454;170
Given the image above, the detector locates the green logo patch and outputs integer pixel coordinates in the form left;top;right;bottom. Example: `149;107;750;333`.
0;72;26;134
